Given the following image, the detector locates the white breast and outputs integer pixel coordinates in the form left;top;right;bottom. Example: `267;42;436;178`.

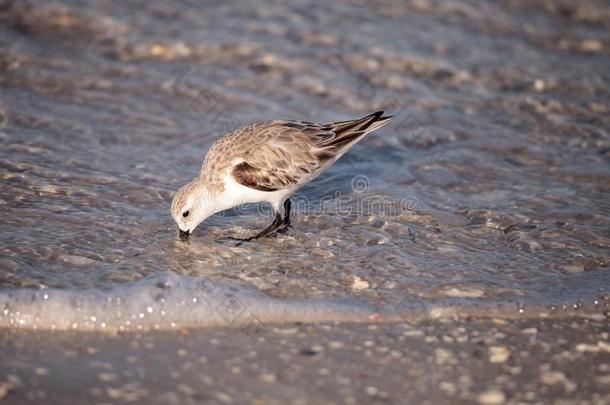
220;173;294;215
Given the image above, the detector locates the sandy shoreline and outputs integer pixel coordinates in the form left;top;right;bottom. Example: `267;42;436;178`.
1;316;608;404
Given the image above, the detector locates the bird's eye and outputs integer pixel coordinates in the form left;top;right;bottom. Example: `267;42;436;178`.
182;210;189;218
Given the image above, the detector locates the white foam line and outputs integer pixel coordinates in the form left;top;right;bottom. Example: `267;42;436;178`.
0;273;380;332
1;274;606;333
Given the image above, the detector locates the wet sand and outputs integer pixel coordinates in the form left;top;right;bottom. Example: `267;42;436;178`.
1;0;608;301
1;317;609;404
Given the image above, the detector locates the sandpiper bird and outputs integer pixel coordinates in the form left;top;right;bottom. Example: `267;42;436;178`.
171;111;391;241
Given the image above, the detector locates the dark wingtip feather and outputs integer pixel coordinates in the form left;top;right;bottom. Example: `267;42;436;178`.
371;111;392;119
316;111;392;152
360;110;391;130
371;111;393;121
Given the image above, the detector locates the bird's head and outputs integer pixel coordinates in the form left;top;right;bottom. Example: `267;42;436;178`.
170;179;212;238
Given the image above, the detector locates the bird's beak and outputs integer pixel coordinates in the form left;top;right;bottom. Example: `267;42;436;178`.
179;229;190;240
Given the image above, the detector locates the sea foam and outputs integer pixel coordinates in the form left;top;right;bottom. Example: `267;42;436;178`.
0;273;380;332
0;273;607;333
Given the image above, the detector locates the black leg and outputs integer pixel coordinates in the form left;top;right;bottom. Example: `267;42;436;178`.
277;199;293;234
228;200;294;244
253;212;284;239
283;199;292;225
230;212;284;243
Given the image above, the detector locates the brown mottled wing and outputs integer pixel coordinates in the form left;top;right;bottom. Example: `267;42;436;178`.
232;161;286;192
231;112;391;192
231;123;326;192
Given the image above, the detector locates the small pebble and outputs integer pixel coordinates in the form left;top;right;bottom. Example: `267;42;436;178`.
477;388;506;405
260;373;276;383
489;346;510;363
351;276;369;290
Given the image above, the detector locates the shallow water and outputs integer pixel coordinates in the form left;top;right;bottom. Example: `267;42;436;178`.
0;0;609;330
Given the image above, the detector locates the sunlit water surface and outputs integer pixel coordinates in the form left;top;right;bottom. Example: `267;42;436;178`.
0;0;609;330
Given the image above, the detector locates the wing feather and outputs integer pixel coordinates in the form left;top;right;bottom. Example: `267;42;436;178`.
229;112;391;192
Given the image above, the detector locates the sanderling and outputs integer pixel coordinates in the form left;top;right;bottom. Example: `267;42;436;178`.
171;111;391;241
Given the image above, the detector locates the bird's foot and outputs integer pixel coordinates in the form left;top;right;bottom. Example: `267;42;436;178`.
226;225;292;246
276;223;293;234
226;236;254;247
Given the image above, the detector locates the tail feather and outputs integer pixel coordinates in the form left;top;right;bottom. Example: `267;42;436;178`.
318;111;392;151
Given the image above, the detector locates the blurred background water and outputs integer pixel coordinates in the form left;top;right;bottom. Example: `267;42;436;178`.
0;0;609;329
